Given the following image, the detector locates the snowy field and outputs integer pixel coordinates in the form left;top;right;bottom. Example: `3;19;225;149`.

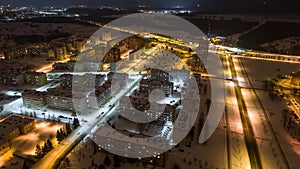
240;58;300;169
239;58;299;89
0;22;98;47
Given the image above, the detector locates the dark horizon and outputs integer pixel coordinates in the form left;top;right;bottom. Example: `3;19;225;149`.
1;0;300;14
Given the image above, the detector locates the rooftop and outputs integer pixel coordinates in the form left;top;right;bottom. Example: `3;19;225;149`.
22;89;46;97
0;115;35;138
140;79;173;86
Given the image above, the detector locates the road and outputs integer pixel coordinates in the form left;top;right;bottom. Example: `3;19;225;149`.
31;74;143;169
234;57;291;169
4;17;300;169
221;54;251;169
227;54;263;169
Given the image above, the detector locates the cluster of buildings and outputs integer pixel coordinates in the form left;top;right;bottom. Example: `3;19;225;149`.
52;60;76;72
140;69;191;96
51;34;151;72
22;72;129;112
0;6;79;21
0;60;47;86
23;86;87;112
46;87;87;112
0;115;36;156
2;44;51;60
117;96;178;135
94;93;177;162
60;73;106;90
93;68;194;161
48;38;87;61
189;56;205;72
88;81;112;109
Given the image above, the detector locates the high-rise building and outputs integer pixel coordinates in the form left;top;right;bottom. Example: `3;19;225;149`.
46;87;87;112
119;96;177;125
22;89;47;108
60;73;105;90
107;72;129;96
88;81;111;109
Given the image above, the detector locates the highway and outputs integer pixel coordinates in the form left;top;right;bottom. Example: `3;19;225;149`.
227;55;263;169
235;57;291;169
221;54;252;169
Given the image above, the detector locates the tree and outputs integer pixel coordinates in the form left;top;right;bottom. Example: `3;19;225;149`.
65;157;71;167
35;144;43;158
113;155;121;167
46;139;53;150
56;130;63;142
60;128;66;137
73;118;80;129
66;123;72;135
127;158;136;164
42;142;49;154
173;164;180;169
43;139;53;154
98;164;105;169
104;156;111;166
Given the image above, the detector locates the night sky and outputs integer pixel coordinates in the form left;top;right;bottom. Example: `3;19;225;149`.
0;0;300;13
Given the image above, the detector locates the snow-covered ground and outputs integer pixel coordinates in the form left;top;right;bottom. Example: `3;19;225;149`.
0;22;98;48
0;120;64;169
62;75;230;169
64;129;227;169
238;58;299;88
239;57;300;169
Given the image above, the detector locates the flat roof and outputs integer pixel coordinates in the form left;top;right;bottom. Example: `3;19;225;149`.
140;79;173;86
0;115;35;137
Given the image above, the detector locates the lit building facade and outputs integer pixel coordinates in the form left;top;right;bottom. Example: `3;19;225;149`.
140;79;174;96
0;71;24;86
24;71;47;86
22;89;47;108
46;87;87;112
88;81;111;109
0;139;10;156
150;69;169;82
169;69;190;86
107;72;129;96
61;73;106;90
0;115;36;141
